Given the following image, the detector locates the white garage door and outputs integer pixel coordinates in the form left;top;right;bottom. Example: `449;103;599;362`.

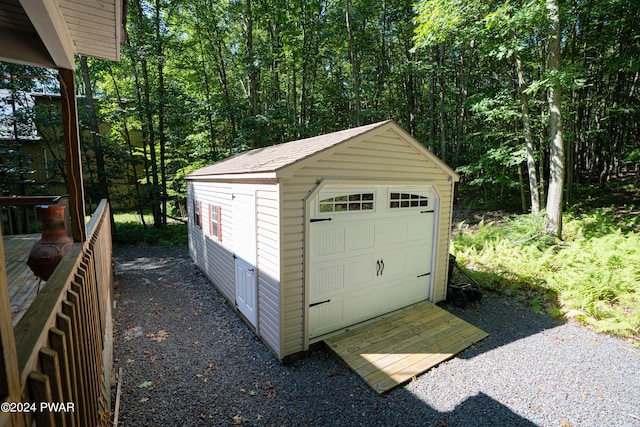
309;185;437;339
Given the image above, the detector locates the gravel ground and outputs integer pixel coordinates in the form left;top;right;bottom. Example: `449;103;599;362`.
112;246;640;427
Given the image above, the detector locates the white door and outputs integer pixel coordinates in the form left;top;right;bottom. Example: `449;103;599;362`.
309;185;436;338
233;192;257;326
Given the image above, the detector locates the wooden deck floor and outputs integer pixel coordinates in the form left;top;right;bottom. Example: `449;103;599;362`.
324;302;488;394
3;234;42;326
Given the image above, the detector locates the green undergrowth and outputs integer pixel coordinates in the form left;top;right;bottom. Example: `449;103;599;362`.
452;206;640;343
112;212;188;246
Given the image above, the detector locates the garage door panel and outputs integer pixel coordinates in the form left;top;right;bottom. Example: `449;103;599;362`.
376;248;430;286
406;246;433;276
310;300;344;337
345;259;376;287
313;264;344;296
379;221;408;245
312;226;345;257
312;222;379;259
377;252;406;279
408;214;434;242
310;290;375;338
346;224;376;251
378;277;429;313
312;257;377;299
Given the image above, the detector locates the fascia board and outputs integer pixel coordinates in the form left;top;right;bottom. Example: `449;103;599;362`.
185;172;279;182
19;0;76;69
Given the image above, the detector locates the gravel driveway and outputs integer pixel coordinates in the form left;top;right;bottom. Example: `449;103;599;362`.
112;246;640;427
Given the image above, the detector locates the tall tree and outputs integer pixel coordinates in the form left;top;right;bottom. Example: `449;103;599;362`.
134;0;162;227
543;0;565;238
79;55;111;208
345;0;361;125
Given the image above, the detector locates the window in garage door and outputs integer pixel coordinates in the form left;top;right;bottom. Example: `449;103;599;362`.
319;192;375;212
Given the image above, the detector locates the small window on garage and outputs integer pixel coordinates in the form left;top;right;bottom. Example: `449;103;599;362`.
319;192;375;213
210;205;222;241
389;192;429;209
194;200;202;228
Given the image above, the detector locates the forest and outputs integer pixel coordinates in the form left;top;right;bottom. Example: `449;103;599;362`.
1;0;638;234
0;0;638;340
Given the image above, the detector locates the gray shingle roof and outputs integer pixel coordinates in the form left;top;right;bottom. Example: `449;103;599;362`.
188;121;390;177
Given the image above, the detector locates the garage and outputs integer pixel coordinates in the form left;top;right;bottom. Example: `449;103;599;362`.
186;120;459;362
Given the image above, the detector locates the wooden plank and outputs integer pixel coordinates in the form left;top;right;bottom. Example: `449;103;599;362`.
328;305;449;354
28;371;55;426
74;262;104;425
71;279;98;425
326;303;439;344
349;316;469;375
49;327;76;427
324;302;488;394
325;305;451;366
39;347;67;427
62;296;90;427
373;326;489;392
363;324;487;386
57;313;81;427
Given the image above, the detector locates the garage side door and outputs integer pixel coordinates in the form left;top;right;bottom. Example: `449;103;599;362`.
308;186;437;339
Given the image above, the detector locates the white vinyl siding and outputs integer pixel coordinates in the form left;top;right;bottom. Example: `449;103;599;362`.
188;182;235;301
255;188;281;355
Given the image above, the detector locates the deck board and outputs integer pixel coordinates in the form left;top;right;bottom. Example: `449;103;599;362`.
3;234;42;326
324;302;488;394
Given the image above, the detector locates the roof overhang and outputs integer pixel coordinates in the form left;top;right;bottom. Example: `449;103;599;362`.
186;172;280;183
0;0;125;69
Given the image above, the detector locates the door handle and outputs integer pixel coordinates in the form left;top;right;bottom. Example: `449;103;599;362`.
376;260;381;276
248;268;255;272
380;259;385;275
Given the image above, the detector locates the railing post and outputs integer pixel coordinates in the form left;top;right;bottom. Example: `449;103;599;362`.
58;68;87;243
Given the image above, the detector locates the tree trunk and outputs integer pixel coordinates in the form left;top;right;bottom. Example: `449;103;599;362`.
543;0;565;239
345;0;361;125
135;0;162;228
438;43;447;163
245;0;260;148
196;33;218;160
156;0;167;226
108;65;147;227
429;47;436;152
513;51;540;214
79;56;110;208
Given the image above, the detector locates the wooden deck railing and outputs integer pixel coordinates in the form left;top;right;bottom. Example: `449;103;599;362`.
0;196;70;236
9;199;113;427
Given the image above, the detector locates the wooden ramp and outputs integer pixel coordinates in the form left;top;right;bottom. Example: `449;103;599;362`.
324;302;488;394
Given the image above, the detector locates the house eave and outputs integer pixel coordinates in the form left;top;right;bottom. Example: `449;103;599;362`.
186;172;280;184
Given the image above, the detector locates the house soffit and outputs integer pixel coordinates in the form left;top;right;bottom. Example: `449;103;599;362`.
0;0;124;69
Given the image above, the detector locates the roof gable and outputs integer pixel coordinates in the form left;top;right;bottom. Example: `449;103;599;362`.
188;120;459;181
